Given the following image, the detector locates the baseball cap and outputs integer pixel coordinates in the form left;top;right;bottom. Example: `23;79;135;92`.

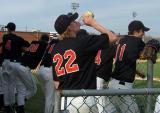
54;12;78;34
5;22;16;31
128;20;150;32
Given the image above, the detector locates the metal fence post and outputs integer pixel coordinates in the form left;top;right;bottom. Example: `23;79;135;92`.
146;60;153;113
53;90;61;113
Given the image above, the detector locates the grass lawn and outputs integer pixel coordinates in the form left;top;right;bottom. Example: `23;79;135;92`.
25;85;44;113
136;53;160;77
137;61;160;77
134;80;160;88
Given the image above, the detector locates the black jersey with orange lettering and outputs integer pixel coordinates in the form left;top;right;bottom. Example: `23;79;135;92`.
52;34;109;90
0;42;3;66
40;39;59;67
112;35;145;83
2;33;29;62
95;42;116;81
21;40;48;69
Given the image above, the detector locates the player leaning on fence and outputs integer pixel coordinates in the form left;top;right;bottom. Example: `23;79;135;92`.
52;12;117;113
105;20;150;113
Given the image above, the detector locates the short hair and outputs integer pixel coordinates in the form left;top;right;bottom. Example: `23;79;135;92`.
40;34;49;42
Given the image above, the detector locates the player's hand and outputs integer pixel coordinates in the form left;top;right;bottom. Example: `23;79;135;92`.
81;15;97;26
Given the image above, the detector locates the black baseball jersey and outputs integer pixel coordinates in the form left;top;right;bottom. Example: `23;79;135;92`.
21;40;48;69
76;29;89;37
0;42;3;66
112;35;145;83
2;33;30;62
95;42;116;81
40;39;59;67
52;34;109;90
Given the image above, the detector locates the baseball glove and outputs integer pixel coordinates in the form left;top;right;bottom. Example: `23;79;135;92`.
140;39;160;63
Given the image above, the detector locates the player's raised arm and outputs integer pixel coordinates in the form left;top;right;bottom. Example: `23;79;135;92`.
82;16;118;43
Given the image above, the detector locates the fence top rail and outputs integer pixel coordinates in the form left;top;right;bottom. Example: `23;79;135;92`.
58;88;160;97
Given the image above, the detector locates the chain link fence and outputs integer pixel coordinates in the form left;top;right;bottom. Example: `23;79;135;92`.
53;59;160;113
54;89;160;113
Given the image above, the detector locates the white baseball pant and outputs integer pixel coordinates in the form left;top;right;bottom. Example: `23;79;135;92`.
8;62;37;99
15;76;27;106
61;96;98;113
96;77;106;113
154;95;160;113
2;60;16;105
3;61;27;106
105;78;140;113
37;66;55;113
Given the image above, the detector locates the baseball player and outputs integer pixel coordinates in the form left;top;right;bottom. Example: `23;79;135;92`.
52;12;117;113
2;22;30;113
105;20;149;113
95;41;117;113
76;29;117;113
37;38;59;113
6;34;49;113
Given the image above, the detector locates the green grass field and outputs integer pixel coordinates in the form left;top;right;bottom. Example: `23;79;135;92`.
25;85;44;113
136;53;160;77
137;62;160;77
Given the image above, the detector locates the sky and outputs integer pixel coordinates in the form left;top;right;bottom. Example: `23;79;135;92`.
0;0;160;37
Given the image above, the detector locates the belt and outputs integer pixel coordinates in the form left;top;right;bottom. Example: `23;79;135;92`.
119;81;125;85
110;78;133;88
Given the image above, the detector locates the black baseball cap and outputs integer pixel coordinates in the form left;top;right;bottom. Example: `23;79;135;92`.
128;20;150;32
5;22;16;31
54;12;78;34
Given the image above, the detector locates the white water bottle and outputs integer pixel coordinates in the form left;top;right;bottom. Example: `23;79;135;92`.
78;11;94;26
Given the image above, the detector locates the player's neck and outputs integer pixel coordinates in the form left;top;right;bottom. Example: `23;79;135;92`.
7;31;15;34
68;32;76;38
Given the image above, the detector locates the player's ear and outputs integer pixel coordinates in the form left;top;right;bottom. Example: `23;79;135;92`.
67;26;74;33
67;25;71;30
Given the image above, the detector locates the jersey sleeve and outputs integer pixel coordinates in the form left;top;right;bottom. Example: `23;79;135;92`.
138;39;145;51
18;36;30;47
83;34;109;53
127;38;145;60
23;40;30;47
